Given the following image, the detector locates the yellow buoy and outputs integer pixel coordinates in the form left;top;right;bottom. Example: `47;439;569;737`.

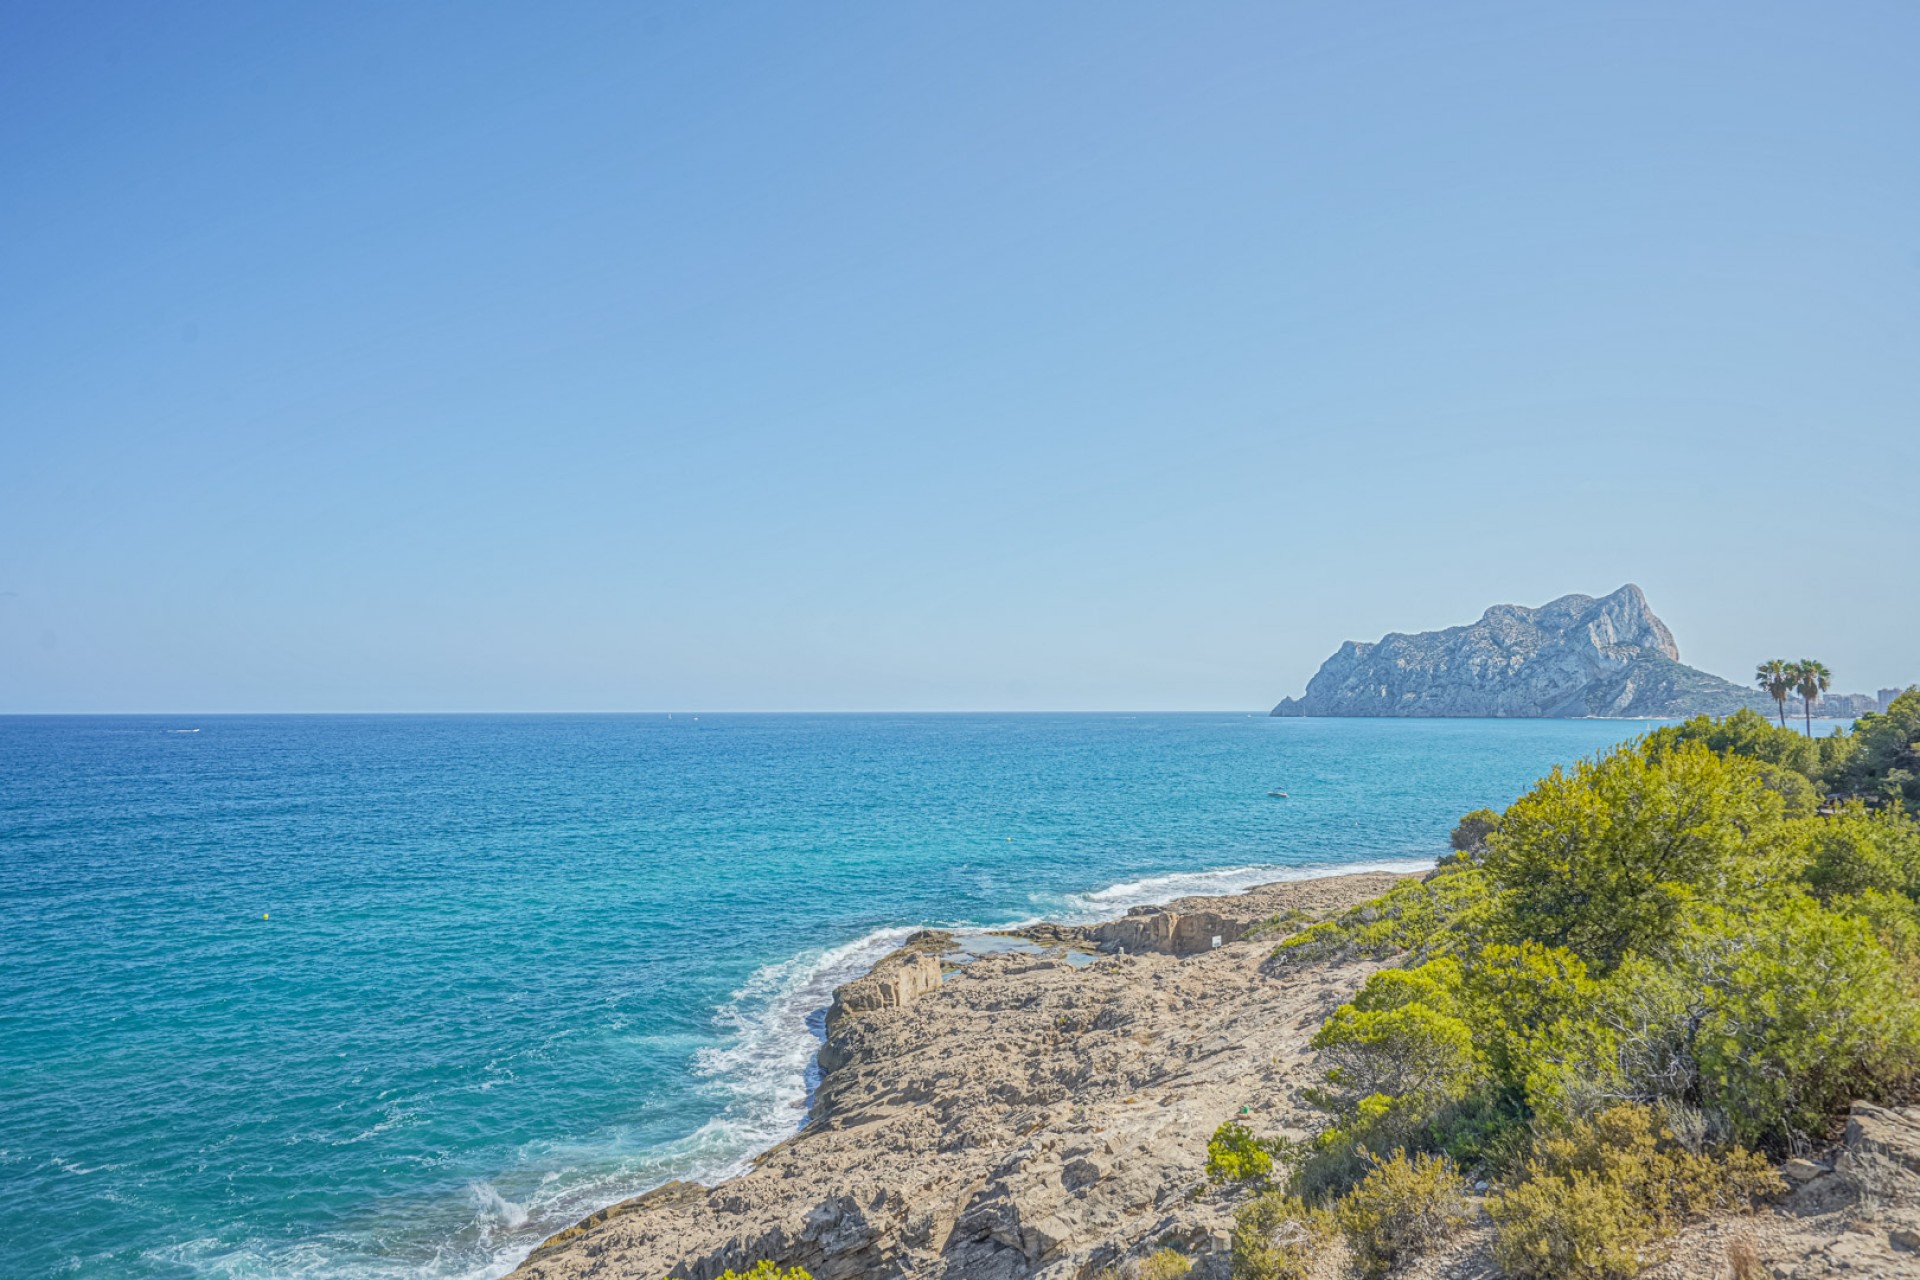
263;912;269;920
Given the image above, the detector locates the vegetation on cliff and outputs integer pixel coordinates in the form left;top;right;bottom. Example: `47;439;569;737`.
1239;694;1920;1278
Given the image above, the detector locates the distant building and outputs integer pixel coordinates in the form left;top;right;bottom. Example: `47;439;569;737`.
1879;687;1909;713
1809;692;1878;719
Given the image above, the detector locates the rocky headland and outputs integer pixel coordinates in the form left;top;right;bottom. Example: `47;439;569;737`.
508;871;1919;1280
1271;585;1774;720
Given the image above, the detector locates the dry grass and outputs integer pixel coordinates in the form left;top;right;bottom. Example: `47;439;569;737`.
1725;1235;1764;1280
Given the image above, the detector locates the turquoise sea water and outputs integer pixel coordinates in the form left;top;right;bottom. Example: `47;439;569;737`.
1;713;1646;1280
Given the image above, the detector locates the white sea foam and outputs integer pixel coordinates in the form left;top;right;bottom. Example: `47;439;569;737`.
1053;857;1436;921
688;925;919;1171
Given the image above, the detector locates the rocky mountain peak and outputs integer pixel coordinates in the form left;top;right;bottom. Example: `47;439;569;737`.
1273;585;1760;719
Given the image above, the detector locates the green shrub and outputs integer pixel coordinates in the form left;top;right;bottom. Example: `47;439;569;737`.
1134;1248;1192;1280
1796;805;1920;903
1488;1164;1644;1280
1276;868;1492;963
1459;941;1598;1094
1828;688;1919;815
1645;707;1825;778
1450;808;1501;855
1488;1105;1782;1280
1838;888;1920;982
1229;1193;1334;1280
1267;723;1919;1270
710;1265;813;1280
1685;897;1920;1146
1333;1150;1471;1278
1308;967;1482;1124
1299;959;1487;1192
1206;1121;1275;1185
1483;741;1784;971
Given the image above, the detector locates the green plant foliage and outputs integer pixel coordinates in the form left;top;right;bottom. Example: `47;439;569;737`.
1300;962;1486;1191
1260;715;1920;1275
1332;1150;1471;1278
1133;1247;1192;1280
1308;975;1482;1127
706;1265;813;1280
1487;1105;1781;1280
1795;804;1920;903
1276;868;1492;963
1458;941;1598;1094
1833;688;1920;815
1649;692;1917;816
1482;741;1784;970
1206;1121;1275;1185
1837;888;1920;982
1449;808;1501;855
1228;1193;1334;1280
1645;707;1825;776
1488;1163;1644;1280
1683;897;1920;1146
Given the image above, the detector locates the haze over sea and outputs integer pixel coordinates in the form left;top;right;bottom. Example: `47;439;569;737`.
5;713;1681;1279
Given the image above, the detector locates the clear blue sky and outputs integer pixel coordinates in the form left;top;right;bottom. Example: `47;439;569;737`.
3;2;1915;712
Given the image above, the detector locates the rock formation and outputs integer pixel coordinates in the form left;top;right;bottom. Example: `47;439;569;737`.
509;873;1411;1280
1271;584;1770;719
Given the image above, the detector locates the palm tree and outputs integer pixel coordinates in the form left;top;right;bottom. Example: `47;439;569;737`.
1794;659;1832;734
1755;659;1794;728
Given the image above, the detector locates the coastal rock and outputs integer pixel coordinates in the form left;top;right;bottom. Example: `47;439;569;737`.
510;873;1411;1280
1086;907;1244;957
1271;584;1771;719
826;951;943;1022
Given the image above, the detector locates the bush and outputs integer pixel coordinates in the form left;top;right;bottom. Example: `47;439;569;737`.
1450;808;1501;855
1796;805;1920;903
1207;1121;1275;1185
1310;964;1480;1110
712;1266;812;1280
1333;1150;1471;1278
1838;888;1920;982
1685;897;1920;1146
1488;1105;1782;1280
1309;1004;1481;1140
1134;1248;1192;1280
1488;1164;1644;1280
1459;941;1598;1094
1262;722;1919;1276
1483;741;1784;970
1829;688;1920;815
1229;1193;1334;1280
1276;868;1493;963
1645;708;1826;777
1097;1248;1191;1280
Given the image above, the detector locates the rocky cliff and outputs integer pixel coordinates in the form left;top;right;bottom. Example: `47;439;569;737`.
1271;584;1771;719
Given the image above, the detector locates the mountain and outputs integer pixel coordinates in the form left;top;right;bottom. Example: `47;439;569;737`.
1270;585;1771;719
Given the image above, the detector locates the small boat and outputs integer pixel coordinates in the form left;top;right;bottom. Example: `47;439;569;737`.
1267;790;1289;798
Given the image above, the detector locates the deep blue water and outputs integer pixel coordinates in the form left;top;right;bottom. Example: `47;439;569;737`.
0;713;1645;1279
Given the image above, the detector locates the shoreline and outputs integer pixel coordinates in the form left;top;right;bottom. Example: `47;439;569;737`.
535;856;1444;1258
507;867;1421;1280
493;859;1439;1278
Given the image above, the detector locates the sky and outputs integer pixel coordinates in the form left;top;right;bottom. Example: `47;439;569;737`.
2;2;1915;712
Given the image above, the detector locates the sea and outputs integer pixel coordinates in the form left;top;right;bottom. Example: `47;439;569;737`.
1;712;1654;1279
